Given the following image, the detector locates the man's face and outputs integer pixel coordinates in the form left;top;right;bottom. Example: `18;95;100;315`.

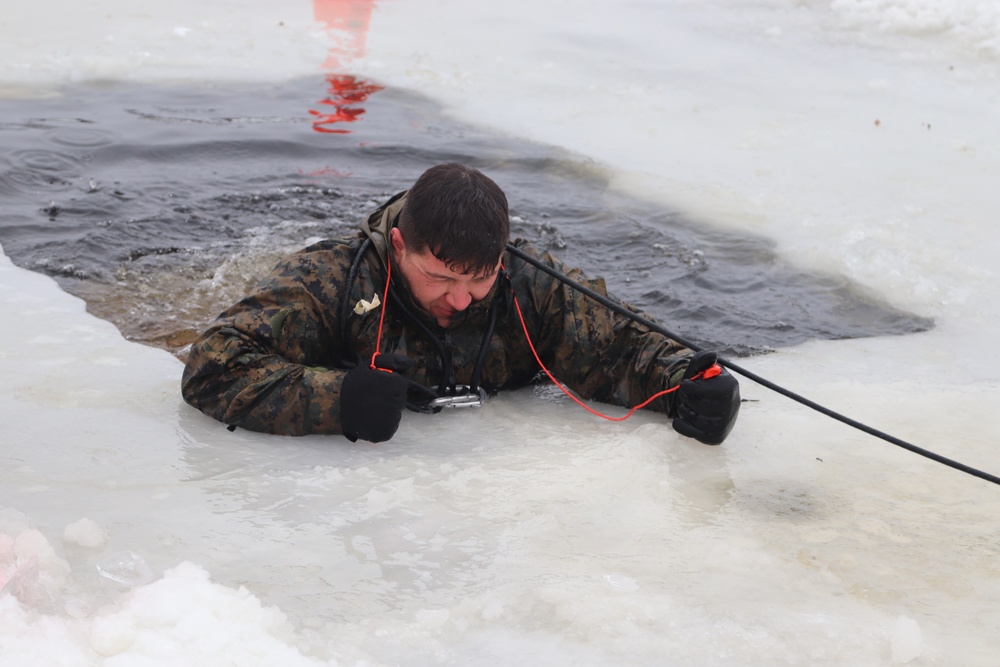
390;228;500;328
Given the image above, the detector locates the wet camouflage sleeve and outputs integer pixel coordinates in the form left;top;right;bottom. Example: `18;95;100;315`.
507;242;693;417
181;239;359;436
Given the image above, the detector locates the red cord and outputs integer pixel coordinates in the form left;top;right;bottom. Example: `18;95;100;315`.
506;265;717;422
370;247;393;370
508;287;677;421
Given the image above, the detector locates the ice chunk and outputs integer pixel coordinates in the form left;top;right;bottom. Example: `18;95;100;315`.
96;551;155;587
63;517;106;549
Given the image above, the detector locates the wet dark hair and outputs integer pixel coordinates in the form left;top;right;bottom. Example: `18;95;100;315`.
397;163;509;276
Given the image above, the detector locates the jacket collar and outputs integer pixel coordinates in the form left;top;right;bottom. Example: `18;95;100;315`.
361;190;406;270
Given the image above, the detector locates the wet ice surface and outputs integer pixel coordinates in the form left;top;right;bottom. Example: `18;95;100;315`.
3;247;999;665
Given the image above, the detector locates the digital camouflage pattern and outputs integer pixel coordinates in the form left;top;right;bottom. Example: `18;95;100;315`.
181;193;695;436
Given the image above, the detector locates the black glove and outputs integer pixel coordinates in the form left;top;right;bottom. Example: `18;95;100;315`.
340;354;414;443
672;350;741;445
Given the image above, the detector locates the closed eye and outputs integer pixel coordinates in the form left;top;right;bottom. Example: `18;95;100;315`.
423;271;454;283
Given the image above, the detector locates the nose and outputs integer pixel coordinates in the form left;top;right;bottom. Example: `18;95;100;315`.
444;286;473;311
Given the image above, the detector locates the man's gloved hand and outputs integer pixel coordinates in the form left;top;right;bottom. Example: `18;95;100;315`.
672;350;741;445
340;354;414;443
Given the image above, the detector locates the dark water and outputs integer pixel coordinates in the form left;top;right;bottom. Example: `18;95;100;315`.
0;76;931;358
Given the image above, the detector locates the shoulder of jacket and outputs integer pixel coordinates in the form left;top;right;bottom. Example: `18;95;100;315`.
296;234;363;256
256;235;362;288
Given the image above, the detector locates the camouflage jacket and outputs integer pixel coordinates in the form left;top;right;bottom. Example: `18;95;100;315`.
181;193;694;435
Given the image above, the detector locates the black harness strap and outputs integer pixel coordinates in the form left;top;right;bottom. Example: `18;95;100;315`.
338;237;373;368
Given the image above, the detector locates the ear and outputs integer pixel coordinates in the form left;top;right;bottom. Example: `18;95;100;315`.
390;227;406;255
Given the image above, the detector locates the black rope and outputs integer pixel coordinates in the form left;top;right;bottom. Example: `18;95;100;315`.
470;293;500;393
506;243;1000;487
338;237;373;368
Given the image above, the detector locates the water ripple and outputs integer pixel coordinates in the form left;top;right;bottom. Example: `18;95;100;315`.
46;127;117;148
0;168;74;193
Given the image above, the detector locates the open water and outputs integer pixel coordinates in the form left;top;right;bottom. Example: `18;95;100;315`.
0;78;929;357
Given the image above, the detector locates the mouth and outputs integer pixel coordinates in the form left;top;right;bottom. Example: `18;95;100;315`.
433;304;455;317
432;307;456;326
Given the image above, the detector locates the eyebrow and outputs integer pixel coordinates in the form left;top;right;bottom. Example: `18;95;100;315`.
424;264;499;281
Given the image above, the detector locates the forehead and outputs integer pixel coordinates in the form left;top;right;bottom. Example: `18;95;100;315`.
415;247;500;279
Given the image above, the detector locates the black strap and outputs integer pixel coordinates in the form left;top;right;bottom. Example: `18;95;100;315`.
338;237;373;368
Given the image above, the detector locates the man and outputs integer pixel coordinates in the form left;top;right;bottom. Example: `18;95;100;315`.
182;163;740;444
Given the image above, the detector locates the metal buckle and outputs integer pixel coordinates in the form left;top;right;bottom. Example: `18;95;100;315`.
426;385;487;409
